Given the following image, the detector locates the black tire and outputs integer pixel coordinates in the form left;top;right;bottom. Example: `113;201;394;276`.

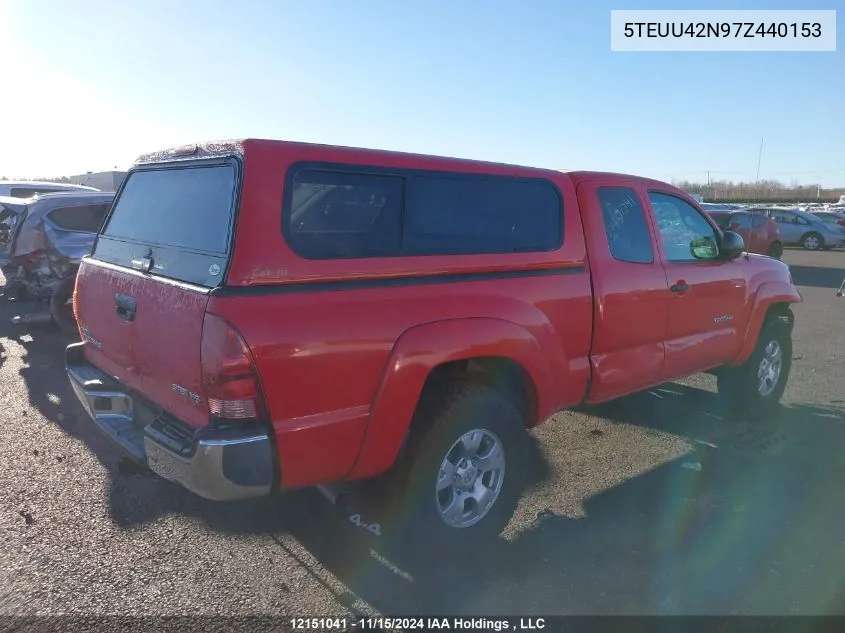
388;380;528;551
767;241;783;259
50;276;78;334
717;316;792;418
802;232;824;250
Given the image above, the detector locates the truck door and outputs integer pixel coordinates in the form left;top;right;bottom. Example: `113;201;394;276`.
576;181;671;403
645;190;749;379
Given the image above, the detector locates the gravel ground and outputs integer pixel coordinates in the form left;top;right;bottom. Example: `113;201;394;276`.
1;248;843;619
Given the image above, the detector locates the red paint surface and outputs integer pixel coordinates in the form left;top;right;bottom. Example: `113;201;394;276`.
76;260;211;428
74;140;802;491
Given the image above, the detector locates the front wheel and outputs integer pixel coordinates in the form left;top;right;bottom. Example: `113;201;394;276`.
717;316;792;418
391;380;528;550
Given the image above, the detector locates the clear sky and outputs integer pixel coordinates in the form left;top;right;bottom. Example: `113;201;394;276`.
1;0;842;186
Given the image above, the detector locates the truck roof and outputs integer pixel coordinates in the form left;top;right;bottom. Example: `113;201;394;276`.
132;139;690;199
135;138;559;177
562;170;689;191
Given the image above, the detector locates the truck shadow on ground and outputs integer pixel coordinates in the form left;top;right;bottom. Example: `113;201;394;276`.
0;297;125;475
785;263;845;290
107;383;845;616
6;295;845;615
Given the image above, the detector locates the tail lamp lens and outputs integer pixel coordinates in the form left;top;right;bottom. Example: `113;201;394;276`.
200;313;266;421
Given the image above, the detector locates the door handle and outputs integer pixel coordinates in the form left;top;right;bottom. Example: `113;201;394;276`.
115;293;136;321
670;282;691;294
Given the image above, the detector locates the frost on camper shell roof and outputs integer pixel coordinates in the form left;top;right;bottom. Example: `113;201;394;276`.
133;139;246;165
132;138;560;176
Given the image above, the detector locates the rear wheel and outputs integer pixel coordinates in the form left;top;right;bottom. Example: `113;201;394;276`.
717;315;792;418
50;276;78;334
390;380;528;550
767;241;783;259
802;232;823;250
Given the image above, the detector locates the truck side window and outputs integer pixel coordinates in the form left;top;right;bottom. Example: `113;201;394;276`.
596;187;653;264
709;213;732;230
286;169;404;259
648;191;720;263
284;165;563;259
404;175;562;255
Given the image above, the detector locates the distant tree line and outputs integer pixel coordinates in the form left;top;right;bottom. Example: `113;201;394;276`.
3;174;842;203
674;179;845;203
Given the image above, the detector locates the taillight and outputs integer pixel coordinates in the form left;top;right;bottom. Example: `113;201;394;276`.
200;313;267;421
72;281;79;323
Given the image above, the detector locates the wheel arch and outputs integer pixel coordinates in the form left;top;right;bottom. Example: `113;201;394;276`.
346;317;556;481
732;286;799;367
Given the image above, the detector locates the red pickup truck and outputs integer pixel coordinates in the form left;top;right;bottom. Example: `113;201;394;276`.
65;139;801;546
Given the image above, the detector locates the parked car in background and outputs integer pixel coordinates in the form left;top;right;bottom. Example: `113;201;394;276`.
811;210;845;228
0;191;114;331
65;138;800;548
700;203;745;211
706;209;783;259
749;207;845;251
804;204;827;213
0;181;100;198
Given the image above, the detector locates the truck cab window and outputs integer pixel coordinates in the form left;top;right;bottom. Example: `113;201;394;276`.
648;191;720;262
597;187;653;264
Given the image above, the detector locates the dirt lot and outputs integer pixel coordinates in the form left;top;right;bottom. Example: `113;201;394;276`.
1;248;843;617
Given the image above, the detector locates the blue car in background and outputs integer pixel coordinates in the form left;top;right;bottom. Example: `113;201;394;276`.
748;207;845;251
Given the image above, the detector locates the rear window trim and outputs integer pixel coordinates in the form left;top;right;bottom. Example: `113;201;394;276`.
281;160;565;261
94;154;244;262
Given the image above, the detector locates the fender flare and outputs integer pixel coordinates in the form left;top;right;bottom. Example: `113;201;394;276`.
733;280;801;366
346;317;558;480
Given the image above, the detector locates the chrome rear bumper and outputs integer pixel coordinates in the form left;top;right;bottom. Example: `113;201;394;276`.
65;342;275;501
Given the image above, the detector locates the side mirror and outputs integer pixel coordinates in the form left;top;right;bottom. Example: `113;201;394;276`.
720;230;745;260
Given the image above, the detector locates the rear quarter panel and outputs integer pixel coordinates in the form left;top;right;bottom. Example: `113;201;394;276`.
214;143;592;487
209;275;592;486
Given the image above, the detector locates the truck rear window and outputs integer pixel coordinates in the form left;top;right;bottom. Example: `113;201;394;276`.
101;164;235;254
92;161;237;288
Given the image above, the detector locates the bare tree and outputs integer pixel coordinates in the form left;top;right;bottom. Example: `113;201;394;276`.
672;177;844;203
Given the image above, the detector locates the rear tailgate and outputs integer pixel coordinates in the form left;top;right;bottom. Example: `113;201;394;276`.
75;157;240;429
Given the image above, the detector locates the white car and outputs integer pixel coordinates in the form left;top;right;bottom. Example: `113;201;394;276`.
0;181;100;198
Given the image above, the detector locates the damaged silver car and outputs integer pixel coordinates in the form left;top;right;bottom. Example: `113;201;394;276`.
0;191;114;332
